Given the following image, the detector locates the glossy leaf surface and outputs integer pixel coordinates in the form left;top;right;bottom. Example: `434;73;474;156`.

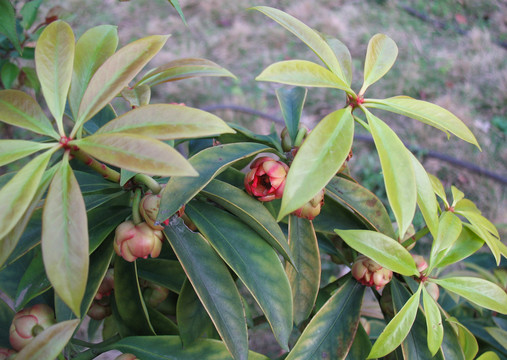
0;140;54;167
0;149;52;240
137;58;235;86
35;20;75;131
320;33;353;86
69;25;118;117
71;133;197;177
96;104;234;139
422;285;443;356
0;90;58;138
186;201;293;349
157;142;271;221
280;108;354;219
365;96;480;148
256;60;351;93
42;155;88;317
365;109;416;238
75;34;169;130
431;277;507;314
429;211;462;271
335;229;419;276
362;34;398;93
434;225;484;268
286;278;365;360
286;215;320;326
447;318;479;360
276;86;307;141
200;179;293;266
164;218;248;360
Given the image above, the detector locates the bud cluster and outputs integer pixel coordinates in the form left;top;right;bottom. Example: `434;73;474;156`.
351;255;393;290
88;269;114;320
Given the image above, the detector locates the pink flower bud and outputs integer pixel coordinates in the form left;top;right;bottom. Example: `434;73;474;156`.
244;157;289;202
114;221;164;262
95;269;114;301
292;189;325;220
115;354;139;360
351;255;393;290
0;348;16;360
412;254;428;273
9;304;55;351
425;282;440;301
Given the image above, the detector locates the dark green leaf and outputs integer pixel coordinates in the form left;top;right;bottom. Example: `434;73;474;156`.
137;258;186;294
0;298;14;347
312;195;367;235
345;323;371;360
1;61;20;89
0;0;21;53
88;205;130;252
276;87;307;142
15;247;50;310
168;0;187;25
20;0;43;29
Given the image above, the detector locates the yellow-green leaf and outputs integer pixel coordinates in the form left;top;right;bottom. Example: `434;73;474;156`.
319;32;353;86
137;58;236;86
365;96;480;149
365;109;416;238
361;34;398;94
428;173;449;208
0;90;58;138
447;317;479;360
0;149;53;240
429;211;462;272
71;133;197;177
422;285;443;356
0;140;54;167
431;277;507;314
69;25;119;118
368;286;422;359
95;104;234;140
335;229;419;276
279;108;353;219
35;20;75;134
42;154;88;317
476;352;501;360
256;60;351;94
74;34;169;134
252;6;349;83
121;85;151;107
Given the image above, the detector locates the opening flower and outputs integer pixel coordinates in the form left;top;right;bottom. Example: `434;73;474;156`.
244;156;289;202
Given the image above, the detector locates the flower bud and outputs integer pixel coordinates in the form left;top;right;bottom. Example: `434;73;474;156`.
9;304;55;351
87;301;112;320
142;282;170;308
425;282;440;301
412;254;428;273
114;221;164;262
244;157;289;202
0;348;16;360
292;189;325;220
95;269;114;301
88;269;114;320
115;354;139;360
351;255;393;290
140;192;164;230
280;127;292;152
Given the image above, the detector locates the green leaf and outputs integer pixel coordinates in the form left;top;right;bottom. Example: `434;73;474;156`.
74;34;169;133
365;96;480;149
361;33;398;93
15;247;50;310
286;278;365;360
0;90;59;138
15;319;79;360
0;139;54;167
71;133;197;177
95;104;234;139
276;86;307;142
440;316;466;360
368;285;422;359
168;0;187;25
345;322;372;360
286;215;320;326
319;33;353;86
200;179;294;266
0;149;53;240
312;195;367;236
476;352;501;360
88;205;130;252
147;306;179;336
21;66;40;92
20;0;43;29
114;257;156;335
431;277;507;314
69;25;118;118
110;336;270;360
42;154;88;317
164;218;248;360
252;6;349;84
0;0;21;54
256;60;351;93
157;142;272;222
279;108;354;219
0;298;14;347
447;318;479;360
177;279;215;346
364;109;416;238
428;173;449;207
137;58;235;86
186;202;293;350
326;176;396;238
1;62;20;89
410;153;439;237
434;225;484;268
137;258;186;294
485;328;507;352
35;20;75;133
335;229;419;276
451;186;465;207
121;84;151;107
422;285;443;356
429;211;462;272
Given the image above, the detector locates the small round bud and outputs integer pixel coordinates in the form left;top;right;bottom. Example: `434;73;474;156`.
412;254;428;273
292;189;325;220
351;255;393;290
9;304;55;351
114;221;164;262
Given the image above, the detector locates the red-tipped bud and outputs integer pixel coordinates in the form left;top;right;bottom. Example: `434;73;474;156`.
115;354;139;360
142;282;170;308
351;255;393;290
412;254;428;273
0;348;16;360
9;304;55;351
425;282;440;301
292;189;325;220
244;157;289;202
114;221;164;262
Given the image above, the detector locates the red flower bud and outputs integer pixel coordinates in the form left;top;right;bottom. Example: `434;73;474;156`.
244;157;289;202
292;189;325;220
114;221;164;262
0;348;16;360
9;304;55;351
412;254;428;273
351;255;393;290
